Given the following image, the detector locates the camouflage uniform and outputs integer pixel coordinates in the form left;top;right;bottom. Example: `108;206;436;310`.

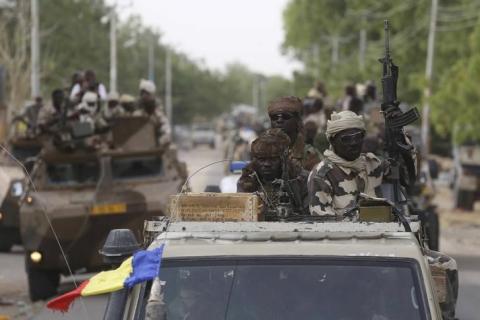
133;103;171;146
308;110;416;217
308;152;386;216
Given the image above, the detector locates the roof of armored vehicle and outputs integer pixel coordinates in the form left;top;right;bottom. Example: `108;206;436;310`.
147;221;424;260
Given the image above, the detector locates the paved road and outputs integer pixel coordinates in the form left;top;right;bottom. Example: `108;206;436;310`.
1;143;479;319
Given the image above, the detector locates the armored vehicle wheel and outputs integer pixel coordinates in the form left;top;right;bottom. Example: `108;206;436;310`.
0;241;13;252
455;189;475;211
26;259;60;301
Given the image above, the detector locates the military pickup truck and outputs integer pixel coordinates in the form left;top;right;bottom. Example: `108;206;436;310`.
74;192;457;320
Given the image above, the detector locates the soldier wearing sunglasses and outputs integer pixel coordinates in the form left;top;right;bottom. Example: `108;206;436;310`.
267;96;321;170
308;111;416;217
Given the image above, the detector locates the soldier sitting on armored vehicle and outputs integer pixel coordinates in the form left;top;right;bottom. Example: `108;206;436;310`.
119;94;137;115
102;91;125;120
12;97;44;138
38;89;66;133
308;110;417;218
134;79;171;146
268;96;321;171
237;128;309;219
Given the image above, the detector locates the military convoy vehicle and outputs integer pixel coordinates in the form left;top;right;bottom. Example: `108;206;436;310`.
20;116;187;301
0;125;43;252
453;143;480;210
69;192;457;320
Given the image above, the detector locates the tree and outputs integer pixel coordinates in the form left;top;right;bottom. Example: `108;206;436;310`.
0;1;31;117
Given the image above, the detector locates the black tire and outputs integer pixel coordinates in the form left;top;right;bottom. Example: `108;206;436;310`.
210;141;215;149
0;236;13;252
455;189;475;211
426;209;440;251
26;258;60;301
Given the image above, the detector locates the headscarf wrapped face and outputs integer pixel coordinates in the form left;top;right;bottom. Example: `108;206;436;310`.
325;111;365;140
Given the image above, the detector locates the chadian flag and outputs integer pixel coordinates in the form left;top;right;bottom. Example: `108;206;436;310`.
47;245;164;312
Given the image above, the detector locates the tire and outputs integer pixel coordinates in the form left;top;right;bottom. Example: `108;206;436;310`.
0;241;13;252
26;258;60;301
209;141;215;149
455;189;475;211
0;231;16;252
426;209;440;251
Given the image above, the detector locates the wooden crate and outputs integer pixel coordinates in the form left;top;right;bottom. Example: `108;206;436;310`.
168;192;261;222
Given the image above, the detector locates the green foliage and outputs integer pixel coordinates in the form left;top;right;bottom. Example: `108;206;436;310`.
34;0;292;124
282;0;480;143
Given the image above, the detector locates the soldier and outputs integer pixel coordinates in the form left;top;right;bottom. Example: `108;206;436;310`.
13;97;44;137
38;89;65;132
237;128;309;218
267;96;320;170
119;94;136;115
134;79;171;146
308;110;416;217
103;92;124;120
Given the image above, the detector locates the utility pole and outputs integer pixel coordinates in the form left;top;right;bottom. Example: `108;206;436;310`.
312;44;320;80
30;0;40;98
359;14;367;71
252;75;259;109
109;8;117;93
148;34;155;82
165;48;172;125
331;36;339;65
421;0;438;156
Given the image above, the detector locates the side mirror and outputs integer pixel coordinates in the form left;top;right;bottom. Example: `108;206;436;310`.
99;229;140;266
230;161;248;173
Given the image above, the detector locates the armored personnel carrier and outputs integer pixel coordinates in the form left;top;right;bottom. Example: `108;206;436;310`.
0;123;42;251
20;116;187;301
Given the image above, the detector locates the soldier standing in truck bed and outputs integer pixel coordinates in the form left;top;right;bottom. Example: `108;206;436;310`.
237;128;309;218
308;110;417;218
267;96;320;171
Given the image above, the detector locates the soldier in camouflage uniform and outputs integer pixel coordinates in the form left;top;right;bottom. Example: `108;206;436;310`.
267;96;321;170
134;79;172;146
308;110;416;217
237;128;309;218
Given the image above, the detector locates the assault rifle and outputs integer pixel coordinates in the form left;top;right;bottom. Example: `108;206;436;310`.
379;20;420;208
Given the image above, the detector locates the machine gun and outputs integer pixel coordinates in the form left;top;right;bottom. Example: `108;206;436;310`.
379;20;420;209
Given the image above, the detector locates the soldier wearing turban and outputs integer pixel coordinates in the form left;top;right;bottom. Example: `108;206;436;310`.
308;111;417;218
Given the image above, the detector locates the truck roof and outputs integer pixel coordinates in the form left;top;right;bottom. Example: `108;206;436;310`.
147;221;424;260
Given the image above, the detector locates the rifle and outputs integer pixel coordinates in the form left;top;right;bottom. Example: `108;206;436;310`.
279;150;308;216
379;20;420;208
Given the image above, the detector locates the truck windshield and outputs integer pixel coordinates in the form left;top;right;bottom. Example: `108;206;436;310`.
153;258;427;320
112;156;162;179
46;161;99;185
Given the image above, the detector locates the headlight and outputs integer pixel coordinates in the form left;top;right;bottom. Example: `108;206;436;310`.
10;181;24;197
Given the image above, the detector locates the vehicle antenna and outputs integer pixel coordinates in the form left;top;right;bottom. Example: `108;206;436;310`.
171;159;233;220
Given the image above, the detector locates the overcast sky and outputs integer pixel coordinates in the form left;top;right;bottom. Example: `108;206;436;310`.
117;0;299;78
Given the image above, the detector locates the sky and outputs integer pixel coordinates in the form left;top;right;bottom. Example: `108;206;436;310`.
117;0;299;78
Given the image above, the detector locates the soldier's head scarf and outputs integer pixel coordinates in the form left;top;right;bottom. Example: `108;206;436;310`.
325;111;365;140
251;128;291;158
267;96;303;118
